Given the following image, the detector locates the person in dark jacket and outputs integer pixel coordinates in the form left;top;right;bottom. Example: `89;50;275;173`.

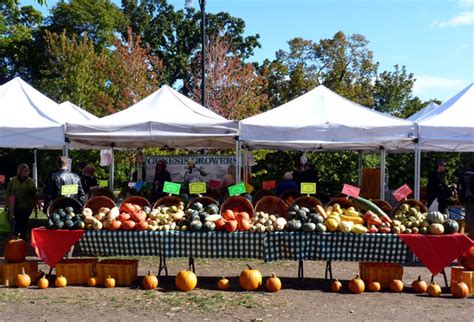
427;159;449;213
152;159;171;201
277;172;299;197
80;164;98;199
43;156;86;213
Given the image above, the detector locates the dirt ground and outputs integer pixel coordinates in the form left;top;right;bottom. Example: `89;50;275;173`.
0;255;472;321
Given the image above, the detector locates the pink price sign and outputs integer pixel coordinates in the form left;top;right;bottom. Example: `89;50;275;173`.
262;180;276;190
342;184;360;198
392;184;413;202
0;175;5;183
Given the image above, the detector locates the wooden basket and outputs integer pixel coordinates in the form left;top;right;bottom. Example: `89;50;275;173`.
120;196;151;209
451;266;474;295
187;196;219;210
392;199;428;217
326;197;355;210
55;258;98;285
95;259;138;287
153;195;183;209
292;196;322;211
255;196;288;219
359;262;403;289
47;197;83;217
0;260;39;284
370;199;393;214
221;196;254;216
90;187;116;202
84;196;116;216
252;189;276;206
280;190;300;206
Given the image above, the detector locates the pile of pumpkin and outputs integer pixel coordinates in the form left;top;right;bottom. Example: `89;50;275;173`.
331;273;470;298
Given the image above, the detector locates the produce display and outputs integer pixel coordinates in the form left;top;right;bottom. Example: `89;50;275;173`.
47;206;86;230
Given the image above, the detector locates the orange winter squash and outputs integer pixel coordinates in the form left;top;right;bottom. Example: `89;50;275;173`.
55;275;67;288
458;246;474;271
331;279;342;293
175;270;197;292
265;273;282;292
368;281;381;292
136;221;149;231
4;235;28;263
217;277;230;290
348;274;365;294
117;213;131;222
237;219;251;231
411;275;427;294
239;264;262;291
142;271;158;290
87;276;98;287
225;220;238;233
222;209;235;221
104;275;116;288
451;281;469;298
107;220;122;231
15;268;31;288
37;275;49;289
390;279;404;293
214;218;226;231
122;220;136;231
236;212;250;222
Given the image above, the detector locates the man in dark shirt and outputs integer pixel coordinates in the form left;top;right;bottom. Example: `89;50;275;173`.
427;159;449;213
152;159;171;201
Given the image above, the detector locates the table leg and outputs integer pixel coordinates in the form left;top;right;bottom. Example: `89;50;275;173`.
158;256;168;277
325;261;333;280
188;257;195;273
298;260;304;280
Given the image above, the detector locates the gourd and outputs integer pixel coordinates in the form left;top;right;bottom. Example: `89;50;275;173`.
55;275;67;288
37;275;49;289
352;197;388;218
237;219;250;231
324;217;339;232
225;220;238;232
443;220;459;234
175;270;197;292
451;281;469;298
331;279;342;292
104;275;116;288
142;271;159;290
107;220;122;231
87;276;98;287
316;223;327;233
217;277;230;290
458;246;474;270
411;275;427;293
390;279;404;293
15;268;31;288
265;273;282;292
427;282;441;297
351;224;368;234
348;274;365;294
339;221;354;233
368;281;381;292
122;220;136;231
239;264;262;291
428;223;444;235
302;222;316;232
4;235;28;263
426;211;445;224
189;220;203;232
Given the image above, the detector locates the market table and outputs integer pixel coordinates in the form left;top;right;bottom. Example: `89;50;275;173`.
31;227;85;268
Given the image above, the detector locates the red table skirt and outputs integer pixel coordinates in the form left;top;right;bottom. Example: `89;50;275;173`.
399;233;473;275
31;227;85;268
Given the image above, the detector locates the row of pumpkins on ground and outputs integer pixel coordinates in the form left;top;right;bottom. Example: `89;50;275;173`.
53;195;461;235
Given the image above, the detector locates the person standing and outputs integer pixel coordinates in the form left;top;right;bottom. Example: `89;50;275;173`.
458;162;474;239
277;172;299;197
427;159;449;213
183;159;207;185
43;156;86;213
152;159;171;201
6;164;37;240
80;164;98;199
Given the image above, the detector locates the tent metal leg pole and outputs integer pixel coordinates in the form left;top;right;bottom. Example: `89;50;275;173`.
235;140;241;184
63;143;69;158
414;144;421;200
357;151;363;187
33;149;38;188
380;147;386;200
109;146;115;192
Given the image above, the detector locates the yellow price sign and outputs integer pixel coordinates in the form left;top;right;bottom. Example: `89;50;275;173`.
61;184;78;196
300;182;316;194
244;182;254;194
189;182;207;195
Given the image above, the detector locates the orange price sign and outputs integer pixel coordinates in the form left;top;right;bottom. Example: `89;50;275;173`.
392;184;412;202
342;184;360;198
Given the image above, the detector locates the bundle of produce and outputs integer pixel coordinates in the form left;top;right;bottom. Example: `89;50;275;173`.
391;203;427;234
47;207;86;230
217;208;251;232
286;203;326;233
324;203;368;234
82;206;121;230
147;201;186;231
176;202;222;232
249;211;287;233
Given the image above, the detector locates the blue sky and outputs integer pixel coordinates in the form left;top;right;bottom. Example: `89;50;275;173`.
22;0;474;103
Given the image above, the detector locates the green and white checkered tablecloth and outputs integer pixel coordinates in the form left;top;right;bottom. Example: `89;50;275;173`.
78;230;161;256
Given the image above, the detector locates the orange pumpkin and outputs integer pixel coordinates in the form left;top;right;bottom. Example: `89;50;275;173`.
214;218;226;231
117;213;131;222
120;203;136;214
348;274;365;294
225;220;238;233
237;219;251;231
222;209;235;221
142;271;159;290
427;282;441;297
217;277;230;290
132;210;147;223
104;275;116;288
55;275;67;288
265;273;282;292
331;279;342;293
368;281;381;292
411;275;427;294
136;221;149;231
390;279;404;293
87;276;98;287
15;267;31;288
4;235;28;263
458;246;474;271
37;275;49;289
122;220;136;231
107;220;122;231
451;281;469;298
236;212;250;222
175;270;197;292
239;264;262;291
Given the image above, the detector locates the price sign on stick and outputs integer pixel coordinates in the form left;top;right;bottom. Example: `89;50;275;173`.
342;184;360;198
300;182;316;194
61;184;78;196
263;180;276;190
228;183;246;196
163;181;181;195
244;182;254;194
99;180;108;188
393;184;412;202
189;182;207;195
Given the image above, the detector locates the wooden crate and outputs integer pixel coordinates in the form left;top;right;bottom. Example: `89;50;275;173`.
0;260;39;285
55;258;98;285
451;266;474;295
96;259;138;286
359;262;403;288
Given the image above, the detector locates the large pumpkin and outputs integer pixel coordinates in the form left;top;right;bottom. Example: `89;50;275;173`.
239;264;262;291
458;246;474;270
4;235;28;263
175;270;197;292
142;271;159;290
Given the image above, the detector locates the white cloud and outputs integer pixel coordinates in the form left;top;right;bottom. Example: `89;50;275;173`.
413;75;469;101
432;11;474;27
459;0;474;6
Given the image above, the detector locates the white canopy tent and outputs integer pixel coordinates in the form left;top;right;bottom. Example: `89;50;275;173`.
408;101;440;122
57;101;98;122
239;85;417;200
